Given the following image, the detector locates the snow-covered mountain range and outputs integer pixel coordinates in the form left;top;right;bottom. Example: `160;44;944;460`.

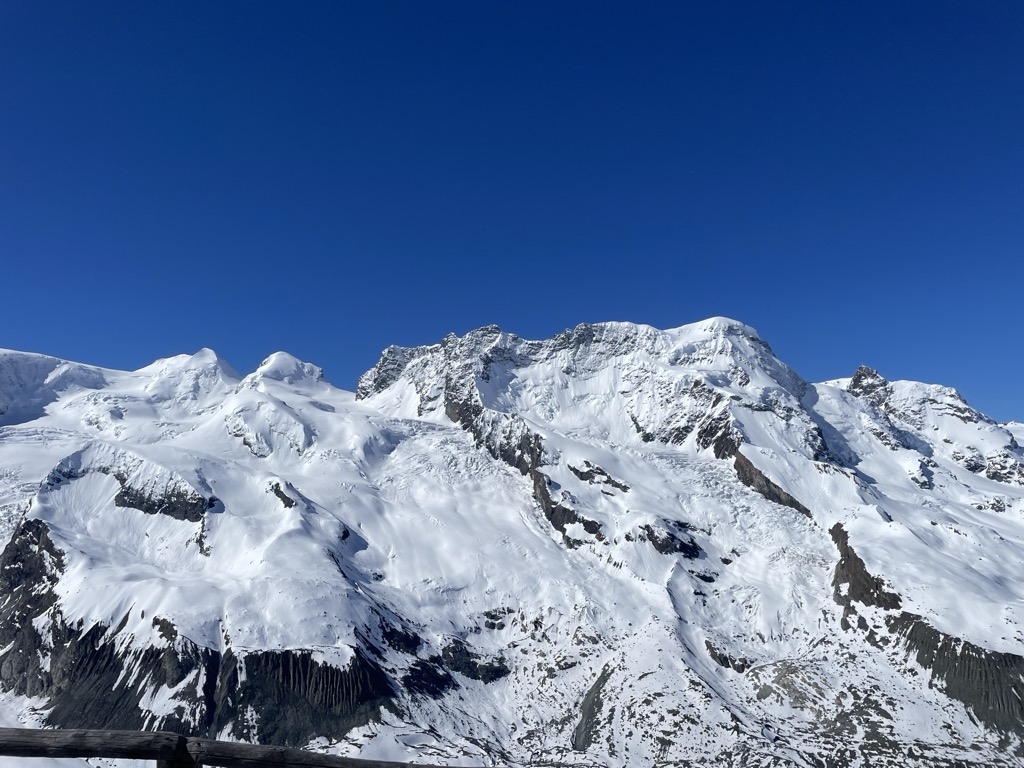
0;318;1021;767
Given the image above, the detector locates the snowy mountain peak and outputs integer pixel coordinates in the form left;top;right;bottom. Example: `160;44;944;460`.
844;364;993;436
548;316;764;357
363;319;788;395
138;347;240;380
848;364;889;402
683;315;762;339
136;348;240;415
249;351;325;385
358;320;807;464
189;346;234;370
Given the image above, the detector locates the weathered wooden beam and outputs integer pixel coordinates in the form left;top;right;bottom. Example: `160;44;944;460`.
0;727;493;768
0;727;187;761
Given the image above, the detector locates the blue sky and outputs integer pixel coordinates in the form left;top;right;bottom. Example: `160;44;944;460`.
1;2;1021;420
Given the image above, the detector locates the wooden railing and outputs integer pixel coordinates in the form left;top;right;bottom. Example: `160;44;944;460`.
0;727;476;768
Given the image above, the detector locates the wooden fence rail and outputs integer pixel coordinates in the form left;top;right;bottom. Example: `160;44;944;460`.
0;727;481;768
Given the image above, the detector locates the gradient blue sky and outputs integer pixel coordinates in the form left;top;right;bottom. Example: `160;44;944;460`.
1;2;1021;420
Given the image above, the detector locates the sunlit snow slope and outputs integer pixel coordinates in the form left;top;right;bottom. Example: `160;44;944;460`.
0;319;1022;767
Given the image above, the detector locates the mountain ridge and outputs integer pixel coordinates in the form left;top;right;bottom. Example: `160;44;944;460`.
0;318;1021;767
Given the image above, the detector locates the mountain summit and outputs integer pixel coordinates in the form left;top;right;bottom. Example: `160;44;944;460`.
0;321;1021;767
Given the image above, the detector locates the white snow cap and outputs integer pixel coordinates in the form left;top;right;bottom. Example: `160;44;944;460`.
252;351;324;384
138;347;240;380
688;316;762;339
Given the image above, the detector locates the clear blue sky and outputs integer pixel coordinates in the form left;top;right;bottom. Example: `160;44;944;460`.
1;2;1021;420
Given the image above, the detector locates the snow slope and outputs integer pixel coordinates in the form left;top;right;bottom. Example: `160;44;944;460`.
0;320;1021;767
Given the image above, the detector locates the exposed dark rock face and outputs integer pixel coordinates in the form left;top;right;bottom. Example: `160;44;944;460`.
112;476;210;523
441;639;510;683
483;607;513;630
382;624;422;655
705;639;750;673
440;375;604;547
0;518;64;699
910;458;936;489
830;524;1024;746
984;452;1024;486
572;666;611;752
629;414;655;443
625;379;742;456
355;345;420;400
888;613;1024;742
213;649;393;746
531;469;602;548
0;517;394;747
270;481;296;509
43;621;216;734
933;397;983;425
399;635;511;698
849;366;891;404
638;523;702;558
402;658;456;697
829;524;902;611
696;407;740;459
569;462;629;492
45;457;212;524
952;449;986;474
0;526;212;734
733;452;811;518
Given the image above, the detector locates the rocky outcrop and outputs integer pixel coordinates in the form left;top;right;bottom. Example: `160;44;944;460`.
696;406;741;459
399;639;509;699
112;477;211;522
734;452;811;518
402;658;456;698
531;468;603;547
569;462;629;492
429;350;604;547
210;648;393;746
830;524;1024;746
849;366;891;404
0;518;64;699
441;639;510;683
356;345;421;399
829;524;902;611
572;666;612;752
0;517;393;746
888;613;1024;743
46;446;214;523
638;522;702;558
705;639;750;674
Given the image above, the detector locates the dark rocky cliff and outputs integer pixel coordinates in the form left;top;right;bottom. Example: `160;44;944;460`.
0;515;394;746
830;523;1024;747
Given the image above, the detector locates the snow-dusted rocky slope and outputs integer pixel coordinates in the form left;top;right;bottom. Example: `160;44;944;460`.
0;319;1022;767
